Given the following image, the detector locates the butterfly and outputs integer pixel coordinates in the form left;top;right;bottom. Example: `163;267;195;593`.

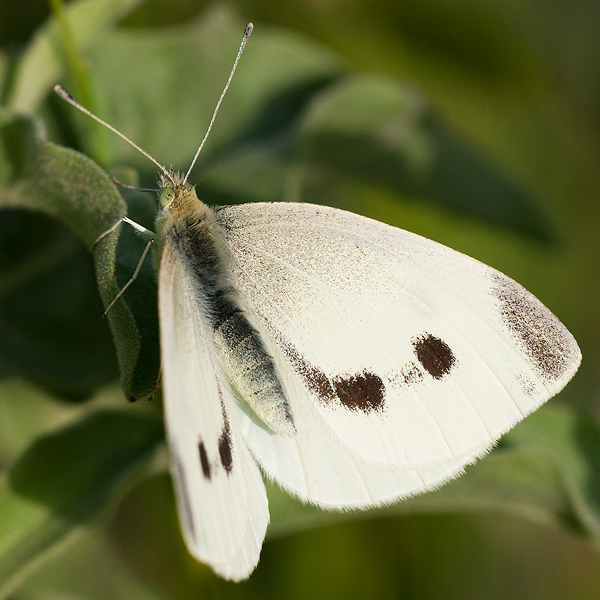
55;23;580;581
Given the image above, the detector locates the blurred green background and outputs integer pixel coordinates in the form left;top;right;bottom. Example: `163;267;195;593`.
1;0;600;598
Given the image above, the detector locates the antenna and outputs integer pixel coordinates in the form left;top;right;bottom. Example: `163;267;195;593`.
54;84;174;184
54;22;254;187
183;22;253;184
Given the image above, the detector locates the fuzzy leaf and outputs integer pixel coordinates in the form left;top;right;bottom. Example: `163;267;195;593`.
0;408;163;599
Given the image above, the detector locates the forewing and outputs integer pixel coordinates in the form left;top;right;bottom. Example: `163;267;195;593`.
216;202;580;504
159;239;269;580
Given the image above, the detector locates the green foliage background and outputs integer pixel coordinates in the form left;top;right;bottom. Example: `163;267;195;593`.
1;0;600;598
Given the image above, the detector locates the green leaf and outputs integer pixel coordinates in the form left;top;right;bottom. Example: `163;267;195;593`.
0;380;83;468
0;108;149;399
0;211;118;399
71;4;344;174
501;404;600;540
298;75;553;241
6;0;146;113
0;407;163;599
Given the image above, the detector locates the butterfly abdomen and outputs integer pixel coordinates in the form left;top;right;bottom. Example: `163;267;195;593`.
166;205;296;438
210;291;296;436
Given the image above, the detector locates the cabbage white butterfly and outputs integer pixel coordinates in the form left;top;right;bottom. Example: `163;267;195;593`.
55;23;580;581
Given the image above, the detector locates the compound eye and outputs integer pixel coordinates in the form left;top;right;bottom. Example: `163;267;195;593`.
159;187;175;207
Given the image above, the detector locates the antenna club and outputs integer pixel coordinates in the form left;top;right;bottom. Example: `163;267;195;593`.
54;84;72;100
245;23;254;37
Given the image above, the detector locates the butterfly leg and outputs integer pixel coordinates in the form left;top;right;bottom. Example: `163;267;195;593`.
94;215;157;249
102;237;154;318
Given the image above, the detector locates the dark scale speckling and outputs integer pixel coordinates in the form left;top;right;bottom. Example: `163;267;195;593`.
412;333;456;380
388;361;425;388
491;274;575;382
218;409;234;473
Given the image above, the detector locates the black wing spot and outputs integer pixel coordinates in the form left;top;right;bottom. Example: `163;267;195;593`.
412;334;456;379
283;343;385;413
332;371;385;413
198;441;211;480
218;413;234;474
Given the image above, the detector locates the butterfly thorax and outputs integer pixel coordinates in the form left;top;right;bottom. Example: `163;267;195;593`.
156;177;296;438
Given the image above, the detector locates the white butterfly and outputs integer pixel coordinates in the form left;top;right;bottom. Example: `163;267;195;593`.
55;24;580;581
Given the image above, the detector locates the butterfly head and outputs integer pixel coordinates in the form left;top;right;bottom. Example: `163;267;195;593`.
158;172;200;216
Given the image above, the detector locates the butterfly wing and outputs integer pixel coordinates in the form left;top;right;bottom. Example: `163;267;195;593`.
216;202;580;507
159;238;269;580
230;385;481;508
